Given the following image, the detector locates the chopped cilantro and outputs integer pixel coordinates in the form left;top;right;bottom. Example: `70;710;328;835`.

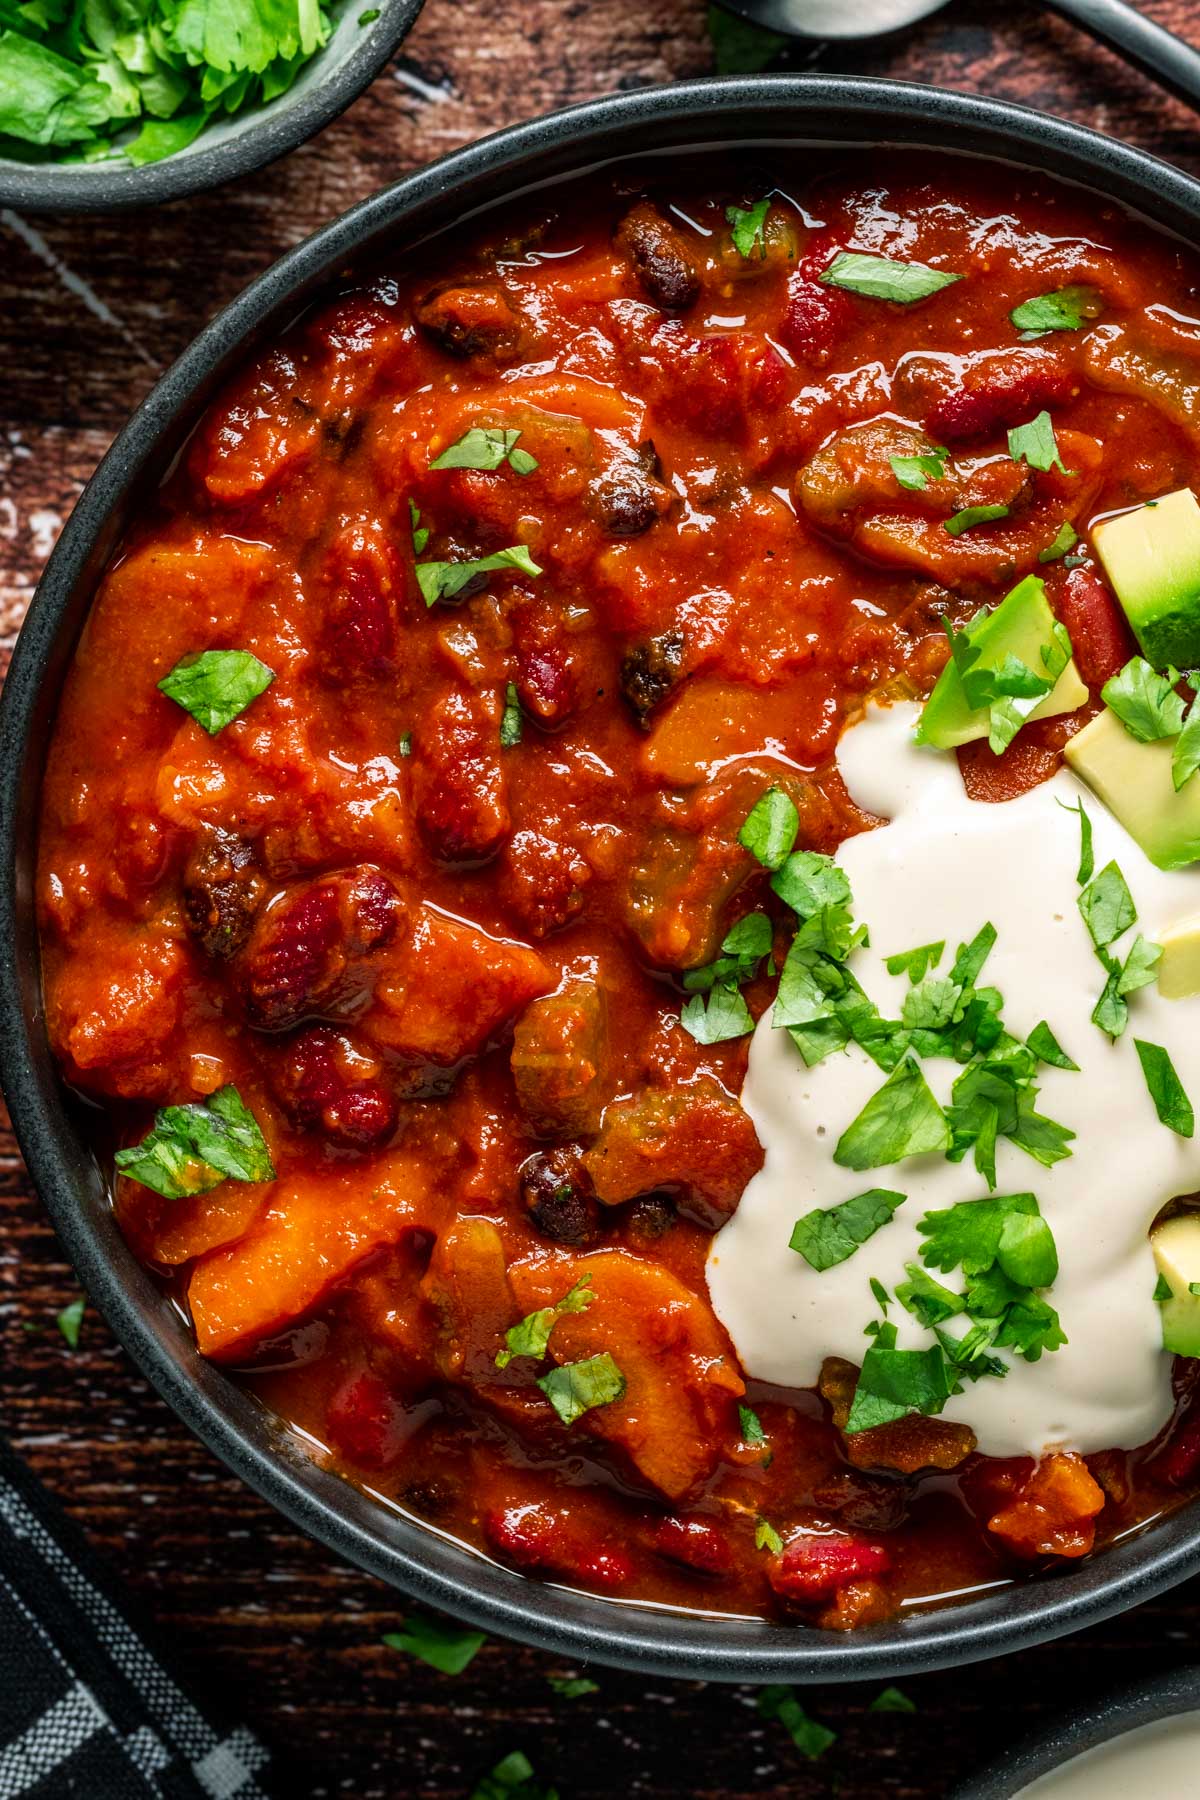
469;1751;557;1800
891;447;949;491
430;427;538;474
398;731;413;758
680;983;755;1044
546;1674;599;1698
819;251;961;303
1102;657;1187;743
1059;797;1095;885
885;941;945;981
158;649;274;735
996;1209;1059;1287
1134;1039;1195;1138
416;545;542;607
789;1189;906;1271
919;1192;1044;1277
738;1403;766;1446
1038;521;1079;563
684;913;773;992
845;1342;956;1432
754;1517;784;1554
56;1297;85;1349
1010;286;1104;335
949;923;997;989
1174;695;1200;792
771;848;850;916
869;1276;891;1313
1117;935;1162;996
706;3;787;73
944;503;1010;537
1154;1272;1174;1303
870;1686;917;1714
895;1263;964;1328
834;1056;950;1171
114;1086;274;1200
756;1686;837;1760
382;1613;486;1675
726;198;772;260
1008;411;1069;474
1026;1021;1079;1071
409;498;430;554
738;786;800;870
537;1352;625;1426
499;682;523;748
496;1276;593;1370
1078;860;1136;950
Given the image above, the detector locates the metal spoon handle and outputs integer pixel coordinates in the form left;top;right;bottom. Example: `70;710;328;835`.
1043;0;1200;111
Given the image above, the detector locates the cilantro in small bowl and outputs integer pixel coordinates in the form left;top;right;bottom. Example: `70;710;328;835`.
0;0;424;206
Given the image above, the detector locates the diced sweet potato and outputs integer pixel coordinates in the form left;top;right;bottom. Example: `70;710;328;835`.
420;1217;516;1385
820;1357;976;1473
47;930;190;1102
189;347;322;504
508;1250;743;1499
117;1175;271;1269
583;1078;763;1223
811;1578;895;1631
987;1451;1106;1559
364;905;551;1066
511;979;609;1138
188;1151;437;1360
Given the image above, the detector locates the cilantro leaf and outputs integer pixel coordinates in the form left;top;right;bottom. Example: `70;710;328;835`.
738;1403;766;1446
499;681;523;748
1059;797;1094;885
1078;860;1136;949
995;1292;1067;1361
1102;657;1187;743
546;1675;598;1698
845;1343;956;1432
114;1086;274;1199
834;1056;950;1171
409;498;430;554
1092;967;1129;1041
158;649;274;734
1155;1272;1174;1303
771;849;850;916
944;503;1010;537
756;1687;837;1760
789;1188;906;1271
1010;286;1103;334
1007;411;1068;474
382;1614;486;1675
739;786;799;869
469;1751;557;1800
754;1517;784;1554
918;1193;1041;1276
1118;934;1162;996
1134;1039;1195;1138
537;1352;625;1425
680;983;755;1044
726;198;771;260
1174;695;1200;791
819;251;961;303
430;427;537;474
706;3;786;73
895;1263;964;1328
496;1276;593;1370
56;1296;85;1349
948;923;997;989
996;1210;1059;1287
902;975;961;1031
1026;1021;1079;1071
416;545;542;607
891;447;949;491
1038;521;1078;563
684;912;773;992
885;940;945;981
870;1687;917;1714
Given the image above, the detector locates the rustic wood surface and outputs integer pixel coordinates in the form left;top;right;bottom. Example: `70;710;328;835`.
4;4;1200;1794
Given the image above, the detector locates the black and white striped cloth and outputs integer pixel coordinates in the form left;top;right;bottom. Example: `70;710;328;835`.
0;1436;275;1799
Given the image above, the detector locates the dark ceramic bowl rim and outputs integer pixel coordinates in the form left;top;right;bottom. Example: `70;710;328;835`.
955;1664;1200;1796
0;0;424;212
6;75;1200;1682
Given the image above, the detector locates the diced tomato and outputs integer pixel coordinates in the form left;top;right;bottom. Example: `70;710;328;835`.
483;1503;634;1589
1152;1412;1200;1488
326;1372;405;1469
926;349;1075;443
767;1532;891;1602
651;1515;734;1576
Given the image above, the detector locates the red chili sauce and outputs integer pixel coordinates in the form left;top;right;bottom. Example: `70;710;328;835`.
37;156;1200;1629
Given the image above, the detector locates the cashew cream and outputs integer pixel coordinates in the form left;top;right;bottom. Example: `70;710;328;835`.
707;701;1200;1457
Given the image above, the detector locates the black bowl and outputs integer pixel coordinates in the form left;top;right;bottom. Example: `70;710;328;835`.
5;76;1200;1682
0;0;424;212
956;1666;1200;1797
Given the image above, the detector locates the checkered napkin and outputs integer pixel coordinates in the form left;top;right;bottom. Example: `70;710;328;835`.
0;1436;274;1799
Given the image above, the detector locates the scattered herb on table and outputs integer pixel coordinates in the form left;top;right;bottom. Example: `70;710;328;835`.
756;1685;837;1760
56;1297;85;1349
382;1613;486;1675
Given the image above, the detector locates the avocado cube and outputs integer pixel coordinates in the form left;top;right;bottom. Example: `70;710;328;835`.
1152;1213;1200;1358
1064;707;1200;870
915;574;1088;750
1159;915;1200;999
1093;488;1200;670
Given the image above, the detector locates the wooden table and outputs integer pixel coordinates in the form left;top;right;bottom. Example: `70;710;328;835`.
4;5;1200;1794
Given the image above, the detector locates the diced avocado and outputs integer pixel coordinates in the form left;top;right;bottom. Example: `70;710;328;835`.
1093;488;1200;670
1064;707;1200;870
915;575;1088;750
1152;1212;1200;1357
1159;915;1200;999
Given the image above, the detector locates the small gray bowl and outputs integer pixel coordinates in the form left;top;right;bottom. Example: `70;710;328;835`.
0;0;425;213
956;1666;1200;1797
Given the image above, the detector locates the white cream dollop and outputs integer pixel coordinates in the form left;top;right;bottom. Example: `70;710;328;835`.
706;701;1200;1458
